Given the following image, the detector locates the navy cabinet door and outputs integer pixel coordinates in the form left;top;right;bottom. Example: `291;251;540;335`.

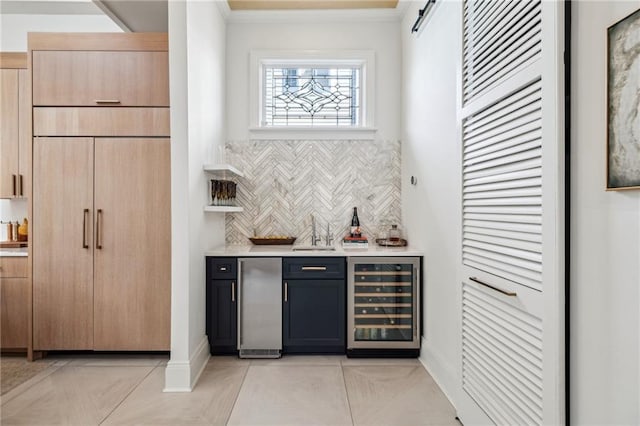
207;279;237;354
283;279;345;353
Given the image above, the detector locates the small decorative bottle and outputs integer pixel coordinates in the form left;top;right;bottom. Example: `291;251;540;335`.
388;224;400;242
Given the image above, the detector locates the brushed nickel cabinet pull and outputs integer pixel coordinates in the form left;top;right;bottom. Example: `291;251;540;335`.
301;266;327;271
95;100;121;104
18;175;23;196
284;282;288;302
82;209;89;249
220;266;227;271
96;209;103;249
12;175;16;196
231;282;235;302
469;276;517;297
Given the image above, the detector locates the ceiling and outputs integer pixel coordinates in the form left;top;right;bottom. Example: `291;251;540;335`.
0;0;401;33
227;0;399;10
93;0;168;32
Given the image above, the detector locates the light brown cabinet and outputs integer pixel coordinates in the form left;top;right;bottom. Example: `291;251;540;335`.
32;50;169;107
0;257;29;349
33;137;170;350
1;53;30;199
30;33;171;352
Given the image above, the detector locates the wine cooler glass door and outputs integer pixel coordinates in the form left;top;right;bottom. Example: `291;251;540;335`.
348;257;420;349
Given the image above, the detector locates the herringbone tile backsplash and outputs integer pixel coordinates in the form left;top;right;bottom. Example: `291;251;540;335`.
224;140;401;245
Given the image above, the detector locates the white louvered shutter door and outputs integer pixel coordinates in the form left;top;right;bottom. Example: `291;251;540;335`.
457;1;564;425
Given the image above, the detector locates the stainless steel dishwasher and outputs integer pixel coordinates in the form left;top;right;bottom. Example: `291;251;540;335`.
237;258;282;358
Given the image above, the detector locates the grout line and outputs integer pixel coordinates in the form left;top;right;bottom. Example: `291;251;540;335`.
340;361;356;426
224;362;252;425
98;364;159;425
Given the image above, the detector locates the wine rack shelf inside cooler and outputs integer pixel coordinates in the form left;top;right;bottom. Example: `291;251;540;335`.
353;263;414;341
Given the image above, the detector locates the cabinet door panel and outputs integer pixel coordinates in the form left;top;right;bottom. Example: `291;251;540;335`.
93;137;170;350
18;69;30;197
208;279;237;353
283;279;345;353
1;277;28;349
0;69;19;198
33;137;94;350
33;107;170;137
32;51;169;107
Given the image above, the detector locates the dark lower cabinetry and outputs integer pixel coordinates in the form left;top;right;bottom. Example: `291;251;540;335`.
282;258;346;354
206;257;237;354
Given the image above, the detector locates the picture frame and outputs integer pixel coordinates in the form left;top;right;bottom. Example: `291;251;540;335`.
607;8;640;190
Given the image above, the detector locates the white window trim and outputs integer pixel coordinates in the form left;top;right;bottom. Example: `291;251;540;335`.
249;49;377;140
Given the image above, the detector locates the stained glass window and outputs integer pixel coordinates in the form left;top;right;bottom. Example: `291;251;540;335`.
263;66;361;126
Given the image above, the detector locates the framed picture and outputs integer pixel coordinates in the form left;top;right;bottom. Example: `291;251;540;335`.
607;8;640;190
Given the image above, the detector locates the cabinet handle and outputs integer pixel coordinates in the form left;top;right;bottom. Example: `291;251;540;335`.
301;266;327;271
18;175;23;196
96;209;103;249
220;267;227;271
231;282;235;302
12;175;16;196
82;209;89;249
469;277;516;297
95;99;121;104
284;281;288;302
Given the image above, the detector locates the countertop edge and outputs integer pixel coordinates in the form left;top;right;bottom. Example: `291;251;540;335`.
204;245;424;257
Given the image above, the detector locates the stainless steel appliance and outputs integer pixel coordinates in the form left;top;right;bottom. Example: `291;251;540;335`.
237;258;282;358
347;257;421;355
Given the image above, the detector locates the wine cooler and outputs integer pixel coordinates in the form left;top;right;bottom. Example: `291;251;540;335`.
347;257;421;356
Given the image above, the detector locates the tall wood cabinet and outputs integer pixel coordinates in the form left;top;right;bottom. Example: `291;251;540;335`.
1;53;30;198
30;33;171;351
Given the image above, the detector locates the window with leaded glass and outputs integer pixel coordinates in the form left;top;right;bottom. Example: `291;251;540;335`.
262;65;362;127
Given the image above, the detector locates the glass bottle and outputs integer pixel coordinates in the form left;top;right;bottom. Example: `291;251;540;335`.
388;224;400;242
350;207;361;238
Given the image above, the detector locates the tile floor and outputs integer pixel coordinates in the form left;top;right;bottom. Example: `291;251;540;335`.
0;354;458;425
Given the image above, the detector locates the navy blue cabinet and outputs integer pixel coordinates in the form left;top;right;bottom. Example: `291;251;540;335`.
282;257;346;354
206;257;237;354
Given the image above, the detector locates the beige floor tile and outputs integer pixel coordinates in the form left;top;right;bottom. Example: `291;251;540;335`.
0;365;154;425
340;357;421;366
207;355;251;366
250;354;344;366
102;363;248;425
52;353;168;367
227;365;352;426
343;365;458;426
0;360;67;405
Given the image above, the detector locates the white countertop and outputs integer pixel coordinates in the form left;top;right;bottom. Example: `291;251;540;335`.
205;244;423;257
0;247;28;257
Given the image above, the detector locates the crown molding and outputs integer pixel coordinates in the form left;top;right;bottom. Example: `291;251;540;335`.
226;7;403;24
215;0;232;20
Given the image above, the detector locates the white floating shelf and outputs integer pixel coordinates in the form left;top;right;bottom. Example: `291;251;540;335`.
203;164;244;178
204;205;244;213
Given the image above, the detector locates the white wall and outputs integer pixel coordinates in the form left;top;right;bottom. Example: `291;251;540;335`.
0;14;121;51
225;18;401;141
571;1;640;423
166;0;227;391
400;0;461;404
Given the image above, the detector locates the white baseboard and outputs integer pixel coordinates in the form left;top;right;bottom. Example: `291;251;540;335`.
419;336;459;409
163;335;210;392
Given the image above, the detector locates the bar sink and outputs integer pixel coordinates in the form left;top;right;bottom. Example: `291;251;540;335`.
292;246;336;251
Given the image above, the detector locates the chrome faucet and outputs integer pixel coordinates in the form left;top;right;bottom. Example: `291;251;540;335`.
311;215;322;246
325;223;334;246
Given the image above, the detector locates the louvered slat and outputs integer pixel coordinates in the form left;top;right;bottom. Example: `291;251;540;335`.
462;282;543;425
463;0;542;104
463;79;543;291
